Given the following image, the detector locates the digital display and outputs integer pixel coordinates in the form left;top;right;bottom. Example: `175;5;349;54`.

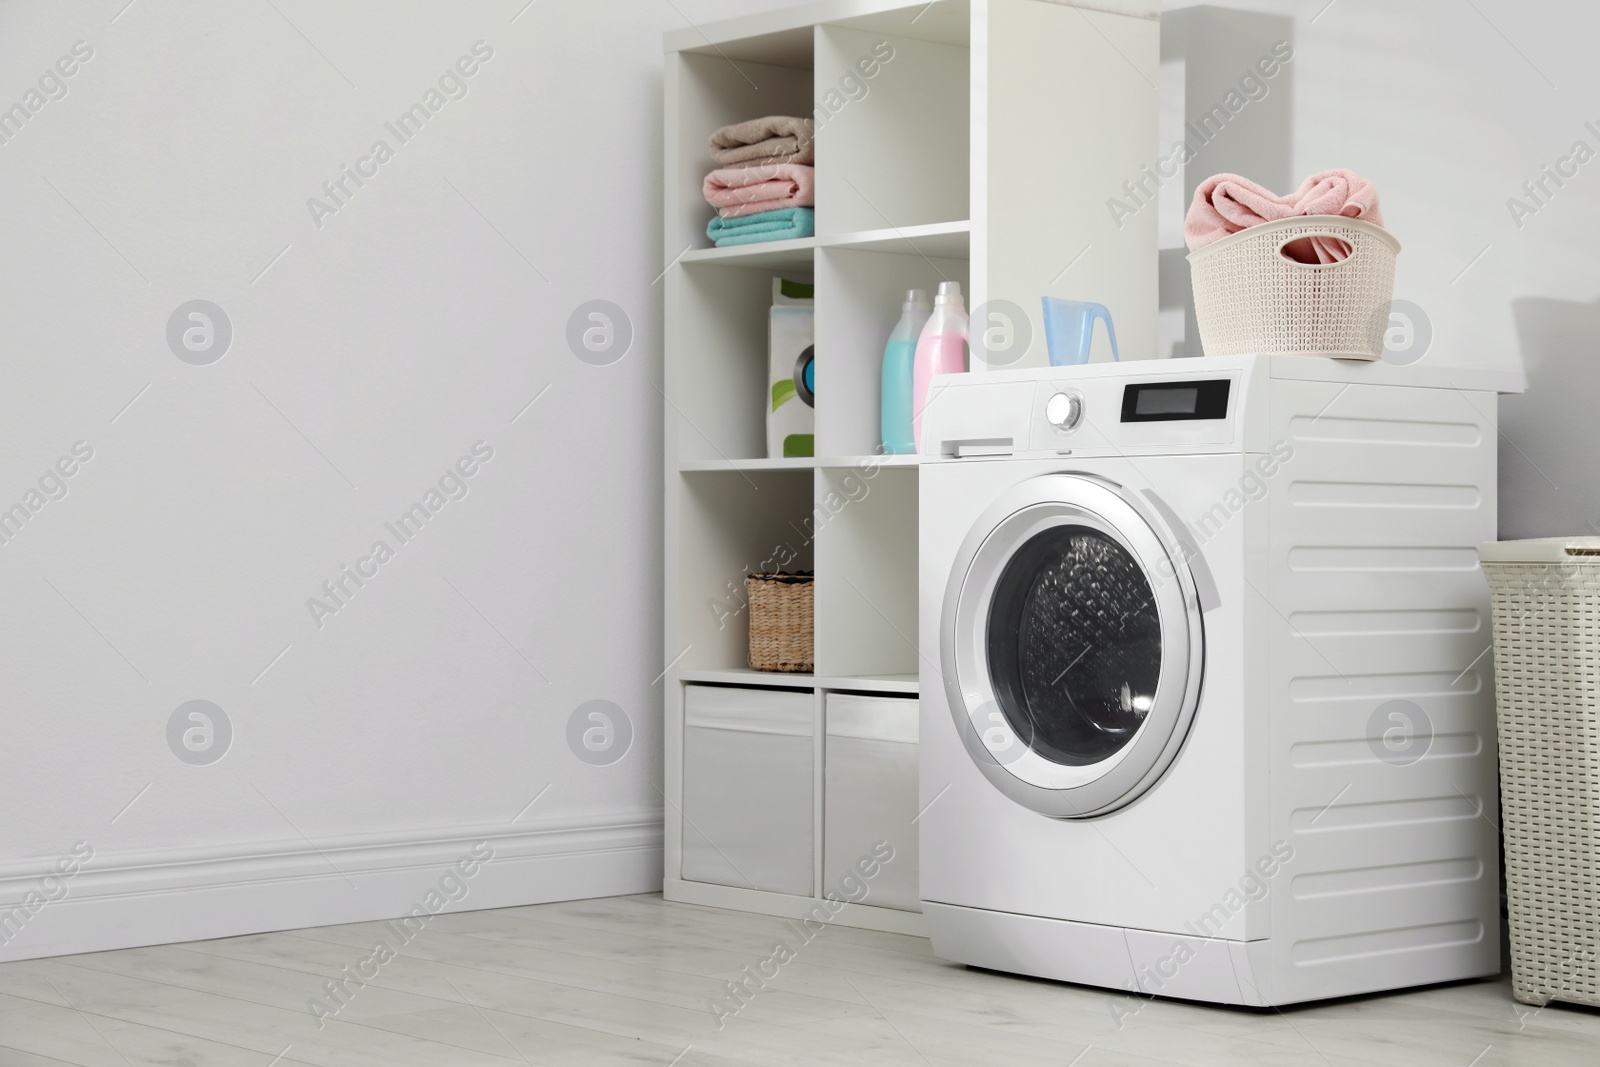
1121;379;1231;423
1135;387;1199;416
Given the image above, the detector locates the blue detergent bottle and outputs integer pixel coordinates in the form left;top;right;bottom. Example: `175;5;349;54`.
881;289;932;454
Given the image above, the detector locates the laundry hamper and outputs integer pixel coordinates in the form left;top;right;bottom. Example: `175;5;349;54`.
1188;215;1399;360
746;572;813;672
1480;537;1600;1007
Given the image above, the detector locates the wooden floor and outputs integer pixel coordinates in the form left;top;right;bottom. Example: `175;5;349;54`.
0;894;1596;1065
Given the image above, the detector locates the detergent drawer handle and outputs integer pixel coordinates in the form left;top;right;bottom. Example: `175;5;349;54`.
943;437;1014;459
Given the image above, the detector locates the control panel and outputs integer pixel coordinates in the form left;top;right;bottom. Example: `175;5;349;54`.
923;367;1248;459
1027;372;1241;453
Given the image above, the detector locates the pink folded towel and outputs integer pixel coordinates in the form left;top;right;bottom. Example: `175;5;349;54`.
1185;169;1383;264
703;163;816;219
709;115;815;168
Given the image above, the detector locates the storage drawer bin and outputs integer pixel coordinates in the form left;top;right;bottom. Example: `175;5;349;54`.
825;694;920;912
682;684;813;896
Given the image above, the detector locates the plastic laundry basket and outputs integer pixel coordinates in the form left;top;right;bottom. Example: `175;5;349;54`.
1188;215;1399;360
1480;537;1600;1007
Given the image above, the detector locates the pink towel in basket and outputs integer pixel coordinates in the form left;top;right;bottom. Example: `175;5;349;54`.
703;163;816;219
1185;170;1383;264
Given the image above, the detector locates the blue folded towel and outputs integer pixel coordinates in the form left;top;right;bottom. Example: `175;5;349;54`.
707;207;815;247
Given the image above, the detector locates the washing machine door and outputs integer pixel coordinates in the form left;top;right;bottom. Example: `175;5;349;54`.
940;473;1204;818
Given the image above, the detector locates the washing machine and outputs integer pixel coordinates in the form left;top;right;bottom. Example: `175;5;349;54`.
919;354;1506;1007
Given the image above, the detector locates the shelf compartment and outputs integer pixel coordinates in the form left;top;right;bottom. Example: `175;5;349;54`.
669;261;813;465
815;245;968;459
669;49;812;257
814;23;969;235
676;469;815;674
814;465;918;680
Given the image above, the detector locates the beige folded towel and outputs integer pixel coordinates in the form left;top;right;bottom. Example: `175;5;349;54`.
709;115;816;168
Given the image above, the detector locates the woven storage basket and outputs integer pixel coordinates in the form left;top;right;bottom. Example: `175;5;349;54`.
747;572;813;673
1188;215;1399;360
1481;538;1600;1008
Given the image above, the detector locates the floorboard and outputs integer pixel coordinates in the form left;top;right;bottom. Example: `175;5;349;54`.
1;894;1595;1067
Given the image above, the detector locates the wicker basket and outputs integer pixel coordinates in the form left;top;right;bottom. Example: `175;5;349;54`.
747;572;814;673
1188;215;1399;360
1481;538;1600;1008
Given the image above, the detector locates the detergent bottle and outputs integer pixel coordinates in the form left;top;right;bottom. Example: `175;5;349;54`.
911;281;969;452
880;289;931;455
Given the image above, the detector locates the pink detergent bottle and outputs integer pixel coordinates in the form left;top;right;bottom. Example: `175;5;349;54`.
911;281;969;452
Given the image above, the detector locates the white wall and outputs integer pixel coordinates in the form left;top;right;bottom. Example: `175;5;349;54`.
1150;0;1599;536
0;0;792;962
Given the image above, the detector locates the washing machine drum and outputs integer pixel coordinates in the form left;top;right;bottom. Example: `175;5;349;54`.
941;473;1205;818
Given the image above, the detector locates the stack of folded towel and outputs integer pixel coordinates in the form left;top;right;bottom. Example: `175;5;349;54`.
703;116;816;247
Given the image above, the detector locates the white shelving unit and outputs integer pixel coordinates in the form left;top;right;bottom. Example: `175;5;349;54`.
662;0;1158;933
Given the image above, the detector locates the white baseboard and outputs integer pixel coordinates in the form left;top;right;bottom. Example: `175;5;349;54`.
0;811;663;963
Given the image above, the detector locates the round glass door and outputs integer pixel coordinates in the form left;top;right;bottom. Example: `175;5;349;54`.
940;474;1204;818
986;525;1162;767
